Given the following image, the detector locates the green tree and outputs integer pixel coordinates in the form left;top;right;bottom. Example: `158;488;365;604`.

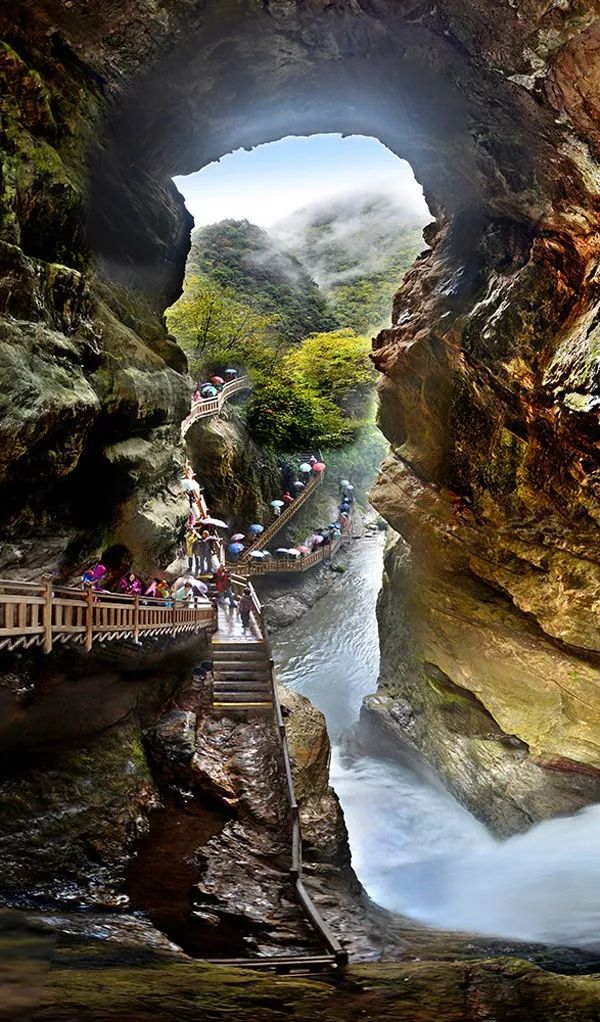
284;328;374;401
166;274;275;379
246;371;355;450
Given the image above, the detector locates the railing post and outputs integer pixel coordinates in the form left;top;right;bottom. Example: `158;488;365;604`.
42;575;53;654
172;600;177;636
85;585;94;651
134;592;140;643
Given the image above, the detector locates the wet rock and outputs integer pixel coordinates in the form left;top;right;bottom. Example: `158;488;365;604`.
148;709;197;767
279;686;350;866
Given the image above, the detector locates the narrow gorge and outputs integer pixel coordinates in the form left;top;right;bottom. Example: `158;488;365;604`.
2;1;600;1019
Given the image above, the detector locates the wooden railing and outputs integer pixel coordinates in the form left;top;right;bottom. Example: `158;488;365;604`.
181;376;250;436
240;470;325;559
237;535;342;576
228;574;347;969
0;578;217;654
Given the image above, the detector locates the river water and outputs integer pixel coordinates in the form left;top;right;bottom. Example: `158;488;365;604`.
271;533;600;952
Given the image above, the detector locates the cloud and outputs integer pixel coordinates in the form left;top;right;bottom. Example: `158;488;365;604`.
271;189;430;289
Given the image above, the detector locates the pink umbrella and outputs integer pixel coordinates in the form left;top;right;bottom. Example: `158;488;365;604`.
310;534;324;546
297;545;310;554
210;375;225;385
312;462;326;472
231;533;245;542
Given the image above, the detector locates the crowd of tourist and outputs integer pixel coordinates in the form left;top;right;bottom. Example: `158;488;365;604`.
80;445;353;638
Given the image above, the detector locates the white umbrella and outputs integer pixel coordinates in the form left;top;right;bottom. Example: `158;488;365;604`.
201;517;227;528
299;463;311;473
271;500;284;508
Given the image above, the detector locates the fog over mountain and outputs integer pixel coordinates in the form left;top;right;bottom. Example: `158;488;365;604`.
271;191;428;333
187;218;337;342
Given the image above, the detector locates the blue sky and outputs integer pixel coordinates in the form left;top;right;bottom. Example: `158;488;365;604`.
174;134;428;227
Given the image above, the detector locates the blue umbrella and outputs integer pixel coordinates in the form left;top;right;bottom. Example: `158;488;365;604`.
201;384;218;398
249;523;264;535
228;542;245;554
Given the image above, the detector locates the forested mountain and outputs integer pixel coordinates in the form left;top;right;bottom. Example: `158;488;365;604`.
271;192;427;333
186;219;337;342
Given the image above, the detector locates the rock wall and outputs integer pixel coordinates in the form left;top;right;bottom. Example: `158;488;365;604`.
3;0;600;894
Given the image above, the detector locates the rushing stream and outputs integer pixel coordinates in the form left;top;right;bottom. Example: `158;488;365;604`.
271;533;600;952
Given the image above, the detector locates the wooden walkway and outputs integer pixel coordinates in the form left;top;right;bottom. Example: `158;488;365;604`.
240;470;325;559
181;376;250;437
207;575;347;973
238;534;342;577
0;578;216;654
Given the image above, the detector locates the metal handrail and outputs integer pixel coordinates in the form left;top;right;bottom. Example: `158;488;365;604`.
181;376;251;436
229;576;347;965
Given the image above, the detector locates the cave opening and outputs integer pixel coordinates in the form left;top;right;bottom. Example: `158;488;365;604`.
3;0;600;1002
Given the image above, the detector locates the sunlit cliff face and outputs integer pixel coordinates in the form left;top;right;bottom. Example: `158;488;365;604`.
2;0;600;818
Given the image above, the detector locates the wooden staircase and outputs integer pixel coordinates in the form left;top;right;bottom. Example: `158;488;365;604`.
241;469;324;559
212;640;273;709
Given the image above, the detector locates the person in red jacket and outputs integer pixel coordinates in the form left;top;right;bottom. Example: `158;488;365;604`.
214;566;237;609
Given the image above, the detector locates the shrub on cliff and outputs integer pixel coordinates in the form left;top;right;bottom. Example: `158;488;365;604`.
246;372;355;450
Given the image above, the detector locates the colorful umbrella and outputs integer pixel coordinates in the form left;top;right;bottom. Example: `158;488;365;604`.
249;550;266;560
299;463;311;473
231;533;245;542
210;375;225;385
297;545;310;554
312;462;326;472
201;517;227;528
228;542;245;554
200;384;218;397
310;534;324;546
271;499;284;507
248;523;264;534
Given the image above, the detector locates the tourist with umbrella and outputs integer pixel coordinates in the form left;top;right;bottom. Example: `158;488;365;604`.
282;491;294;507
228;541;245;563
248;523;264;536
271;499;284;518
312;461;326;474
200;383;218;399
224;368;237;381
292;479;305;493
299;462;312;483
210;375;225;391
